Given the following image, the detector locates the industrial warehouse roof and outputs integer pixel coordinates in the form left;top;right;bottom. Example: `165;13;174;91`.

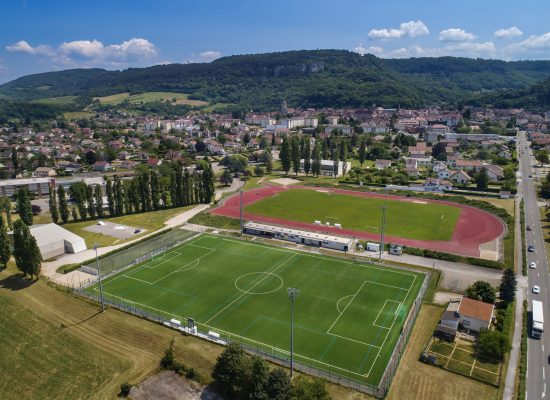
28;223;86;248
244;222;352;245
0;177;51;187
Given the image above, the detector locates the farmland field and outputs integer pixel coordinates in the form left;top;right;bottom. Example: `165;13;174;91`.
94;91;208;106
245;189;461;241
85;234;425;387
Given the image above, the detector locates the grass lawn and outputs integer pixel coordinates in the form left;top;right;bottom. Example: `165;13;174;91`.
245;189;461;241
86;234;424;387
94;91;208;106
387;305;497;400
0;262;372;400
32;95;77;105
63;206;194;247
63;111;95;120
188;211;241;230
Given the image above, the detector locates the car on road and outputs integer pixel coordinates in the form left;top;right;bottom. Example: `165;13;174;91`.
527;226;532;231
533;285;541;294
528;245;535;252
529;262;537;269
529;174;532;178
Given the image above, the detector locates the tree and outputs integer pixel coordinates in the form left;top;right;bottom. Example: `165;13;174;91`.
11;147;19;174
246;356;269;400
49;187;59;224
254;165;265;177
12;220;42;279
536;149;550;167
465;280;496;304
201;164;216;203
280;136;292;175
17;187;33;226
94;185;104;218
312;142;321;177
212;343;251;399
333;150;339;178
71;207;78;221
290;376;330;400
114;176;124;216
267;369;291;400
69;181;88;220
0;215;10;269
477;329;510;361
85;185;96;220
150;172;161;210
339;141;348;176
291;136;301;175
476;167;489;190
85;150;97;165
0;197;12;229
220;169;233;186
499;269;517;304
303;139;311;176
432;142;447;161
359;138;366;167
263;148;273;173
106;179;115;216
58;185;69;224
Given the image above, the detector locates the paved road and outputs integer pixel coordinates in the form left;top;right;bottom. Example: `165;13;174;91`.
519;131;550;400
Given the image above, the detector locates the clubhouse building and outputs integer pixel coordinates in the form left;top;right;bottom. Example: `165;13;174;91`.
243;222;352;251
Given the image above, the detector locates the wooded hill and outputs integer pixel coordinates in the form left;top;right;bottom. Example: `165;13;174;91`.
2;50;550;110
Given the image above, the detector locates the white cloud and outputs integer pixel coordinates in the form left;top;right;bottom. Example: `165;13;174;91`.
199;51;221;61
353;44;383;56
368;20;429;40
371;42;496;59
438;28;477;42
495;26;523;39
516;32;550;49
6;40;54;56
6;38;157;67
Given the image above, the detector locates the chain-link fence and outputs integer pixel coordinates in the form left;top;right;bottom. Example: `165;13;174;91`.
79;228;198;281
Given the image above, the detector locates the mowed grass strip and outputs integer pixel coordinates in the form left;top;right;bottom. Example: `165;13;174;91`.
87;234;423;386
244;189;461;241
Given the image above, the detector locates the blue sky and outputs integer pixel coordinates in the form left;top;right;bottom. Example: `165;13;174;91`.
1;0;550;83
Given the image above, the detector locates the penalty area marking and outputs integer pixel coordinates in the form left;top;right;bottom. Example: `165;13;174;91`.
373;299;403;329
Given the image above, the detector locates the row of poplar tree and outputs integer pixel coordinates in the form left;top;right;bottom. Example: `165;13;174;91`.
49;163;216;223
279;135;357;177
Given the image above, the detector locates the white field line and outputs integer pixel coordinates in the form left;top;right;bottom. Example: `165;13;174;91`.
204;253;297;325
143;251;182;269
373;300;402;329
327;332;382;348
216;235;418;279
327;280;368;334
365;275;416;378
151;249;216;285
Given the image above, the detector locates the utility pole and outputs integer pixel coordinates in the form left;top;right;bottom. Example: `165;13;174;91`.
94;243;105;312
379;188;388;260
288;287;300;378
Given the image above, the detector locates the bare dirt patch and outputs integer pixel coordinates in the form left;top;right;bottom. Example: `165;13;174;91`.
269;178;301;186
130;371;222;400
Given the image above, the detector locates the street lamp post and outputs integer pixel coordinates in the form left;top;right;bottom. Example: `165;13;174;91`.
379;188;388;260
288;287;300;378
94;243;105;312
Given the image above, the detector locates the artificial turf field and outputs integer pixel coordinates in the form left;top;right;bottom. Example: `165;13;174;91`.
244;189;461;241
87;234;424;386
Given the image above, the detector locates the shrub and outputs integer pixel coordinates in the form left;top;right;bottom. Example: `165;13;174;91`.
119;383;132;397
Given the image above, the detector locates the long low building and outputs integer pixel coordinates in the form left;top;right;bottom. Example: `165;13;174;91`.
28;223;87;259
0;177;52;197
243;222;352;251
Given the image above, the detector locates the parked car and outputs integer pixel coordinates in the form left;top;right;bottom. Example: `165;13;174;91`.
533;285;541;294
530;262;537;269
528;245;535;252
527;226;532;231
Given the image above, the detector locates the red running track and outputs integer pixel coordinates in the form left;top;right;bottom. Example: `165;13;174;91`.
210;186;506;258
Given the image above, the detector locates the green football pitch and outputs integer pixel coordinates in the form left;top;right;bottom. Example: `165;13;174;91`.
87;234;424;386
244;189;461;241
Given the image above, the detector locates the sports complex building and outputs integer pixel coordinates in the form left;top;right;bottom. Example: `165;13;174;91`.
28;223;87;259
243;221;352;251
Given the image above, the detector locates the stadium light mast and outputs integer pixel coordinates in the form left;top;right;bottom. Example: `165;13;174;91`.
288;287;300;378
379;188;388;260
239;186;244;235
94;243;105;312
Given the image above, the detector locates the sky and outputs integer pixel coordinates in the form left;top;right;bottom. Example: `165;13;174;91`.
1;0;550;83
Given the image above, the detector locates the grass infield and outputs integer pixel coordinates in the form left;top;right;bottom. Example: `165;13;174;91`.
86;234;424;386
244;189;461;241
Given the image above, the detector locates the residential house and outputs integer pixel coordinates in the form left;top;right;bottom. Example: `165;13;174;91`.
450;170;472;185
424;178;453;192
375;159;392;170
32;166;56;178
92;161;112;172
486;165;504;182
458;297;494;332
437;168;452;180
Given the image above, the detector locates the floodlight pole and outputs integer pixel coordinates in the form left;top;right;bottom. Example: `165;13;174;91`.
94;243;105;312
239;185;244;235
379;188;388;260
288;287;300;378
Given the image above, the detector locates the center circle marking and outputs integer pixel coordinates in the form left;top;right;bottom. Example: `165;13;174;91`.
234;272;284;295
